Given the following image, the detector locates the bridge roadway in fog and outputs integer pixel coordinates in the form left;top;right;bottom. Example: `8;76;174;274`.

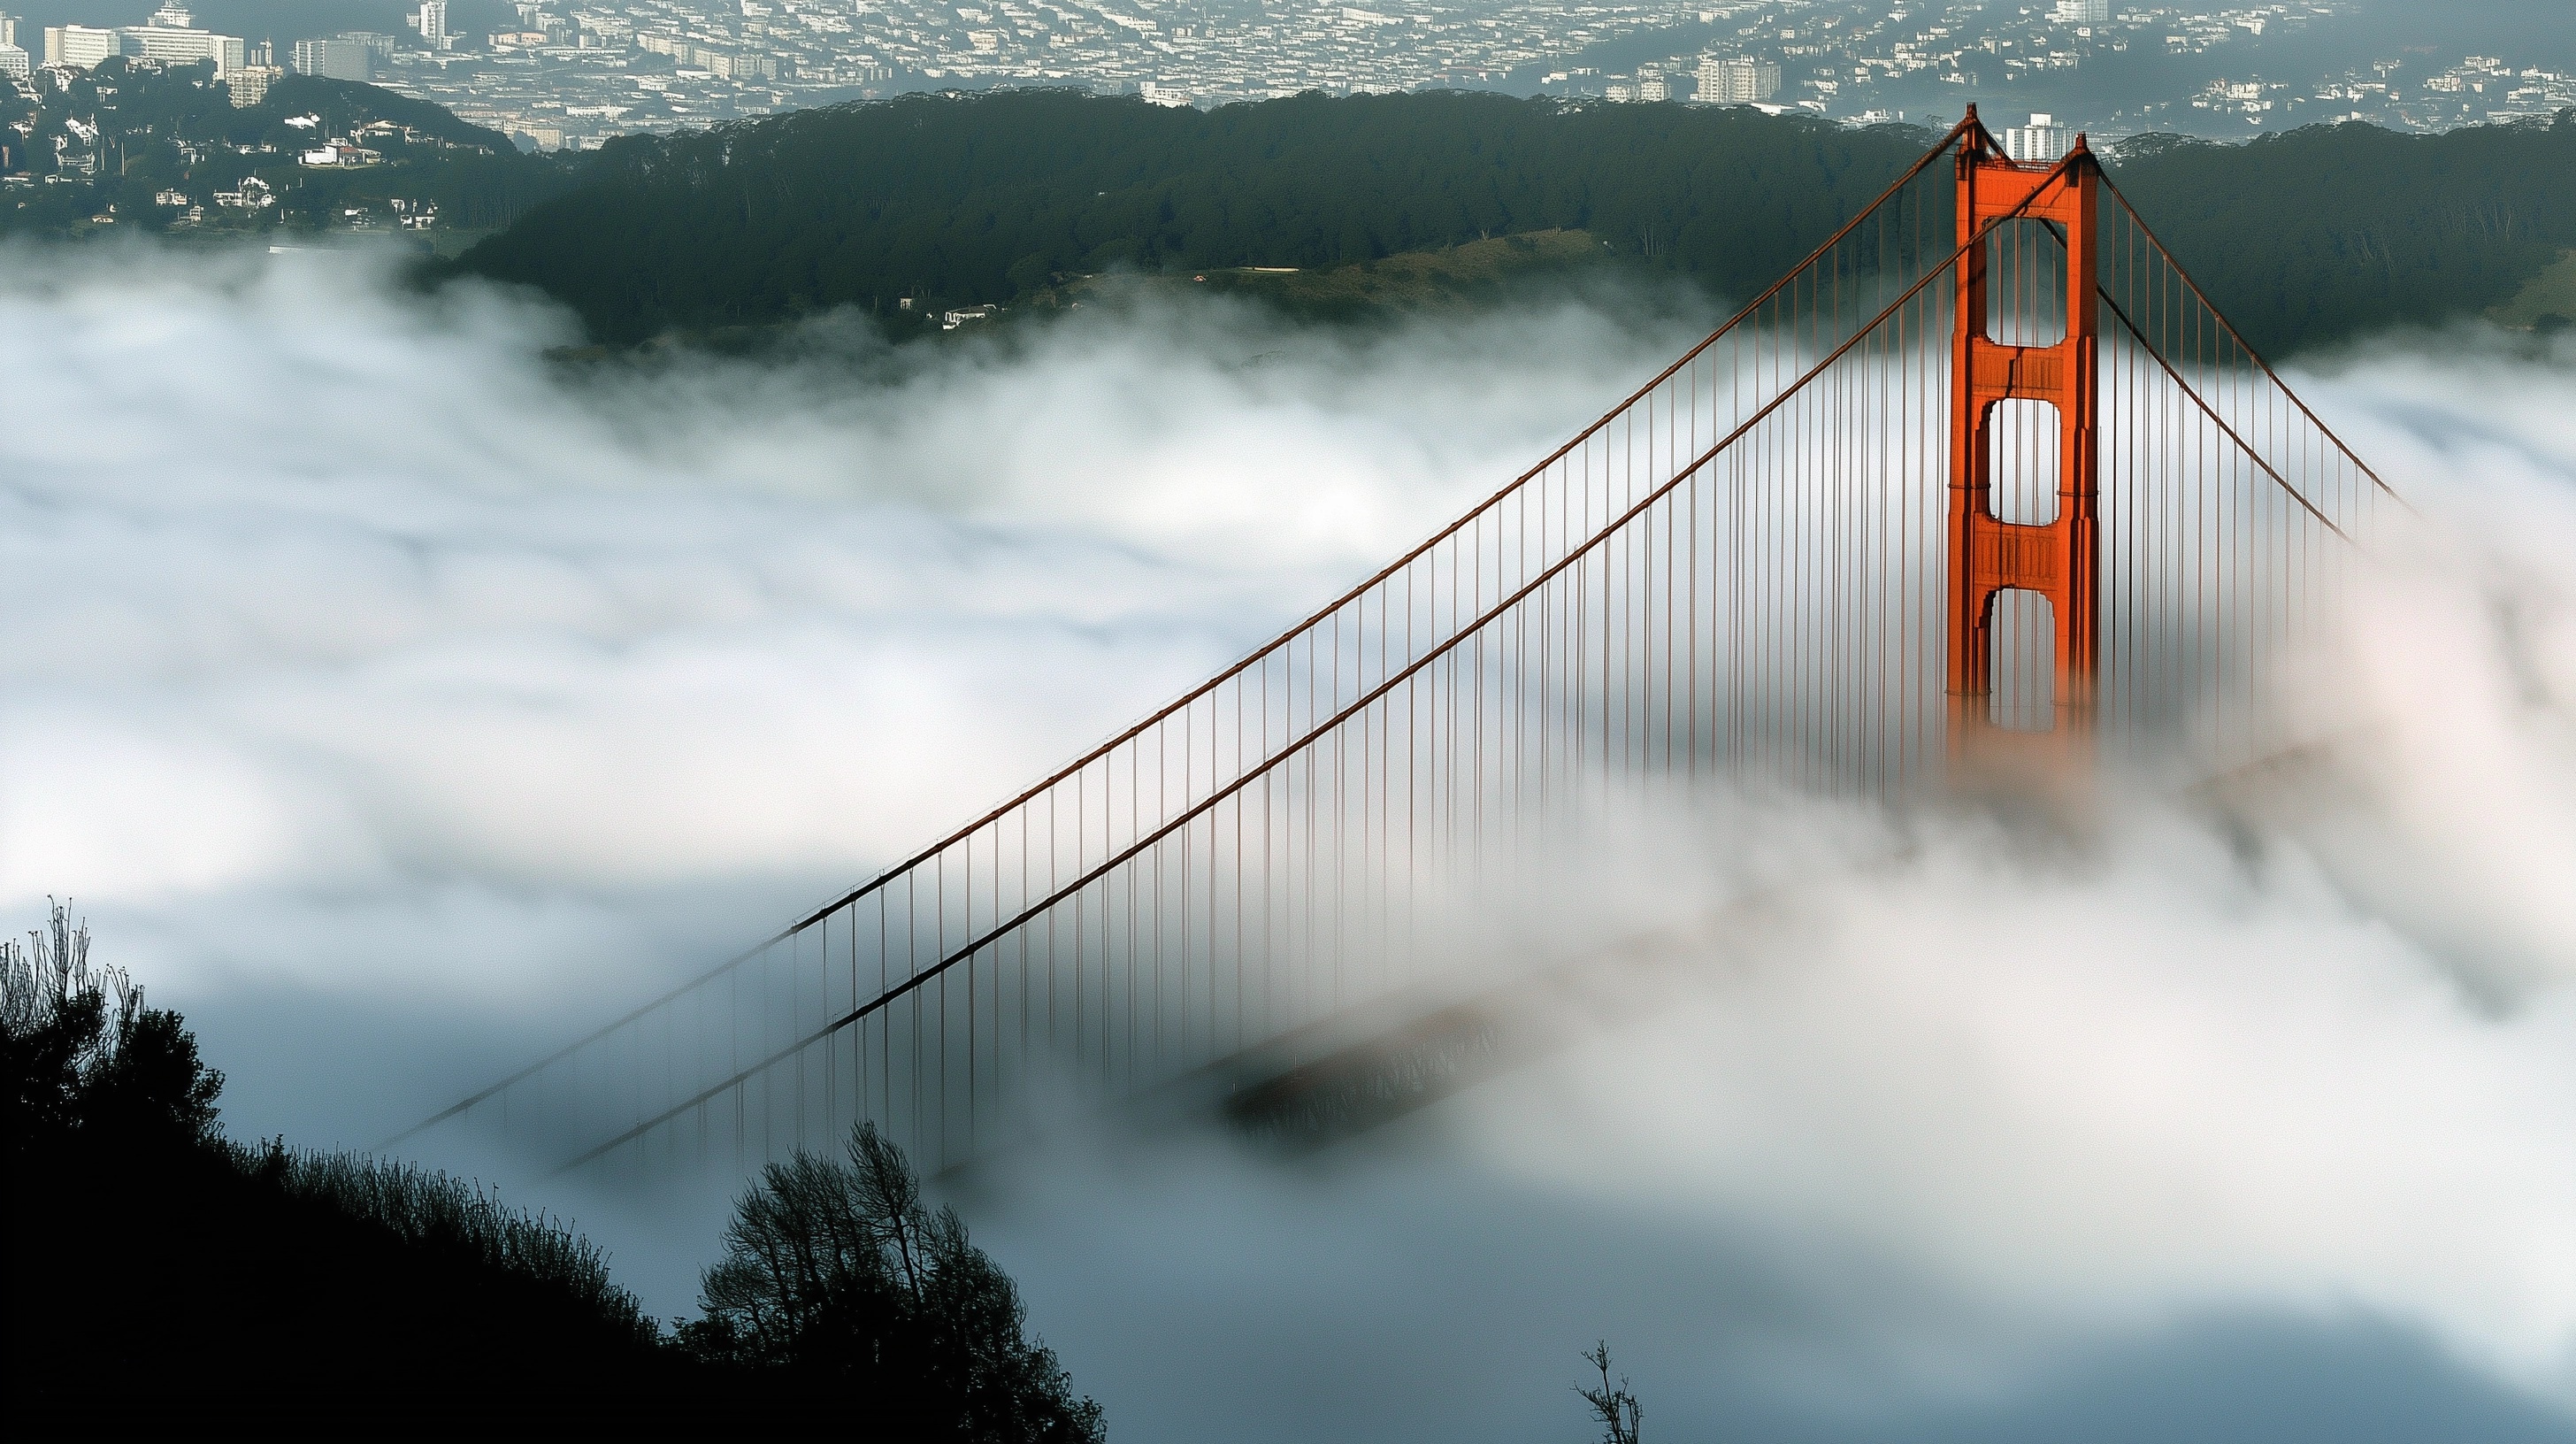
397;108;2404;1186
1163;728;2358;1157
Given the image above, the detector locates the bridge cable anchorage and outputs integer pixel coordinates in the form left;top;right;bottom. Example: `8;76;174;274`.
401;125;2389;1179
543;151;2104;1177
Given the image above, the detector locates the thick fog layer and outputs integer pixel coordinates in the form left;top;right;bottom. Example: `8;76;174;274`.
2;243;2570;1442
0;245;1703;1134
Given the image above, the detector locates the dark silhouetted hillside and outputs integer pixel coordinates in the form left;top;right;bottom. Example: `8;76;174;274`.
3;904;681;1431
2108;113;2576;355
446;91;2576;356
4;903;1103;1438
448;89;1932;342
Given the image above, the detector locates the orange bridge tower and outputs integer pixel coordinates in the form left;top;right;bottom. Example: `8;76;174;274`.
1947;108;2102;760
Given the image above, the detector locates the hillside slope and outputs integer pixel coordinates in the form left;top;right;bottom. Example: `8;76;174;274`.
451;89;1929;342
450;93;2576;356
0;61;573;237
2110;115;2576;354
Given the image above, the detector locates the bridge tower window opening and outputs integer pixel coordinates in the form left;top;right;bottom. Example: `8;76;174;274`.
1982;218;2069;349
1987;588;2058;732
1986;397;2062;526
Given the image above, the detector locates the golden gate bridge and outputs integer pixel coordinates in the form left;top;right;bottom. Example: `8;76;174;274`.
397;110;2402;1179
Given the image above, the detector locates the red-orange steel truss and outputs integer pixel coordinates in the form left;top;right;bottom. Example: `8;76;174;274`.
1947;109;2100;753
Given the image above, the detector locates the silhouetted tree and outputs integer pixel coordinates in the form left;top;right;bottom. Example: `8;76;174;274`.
4;902;679;1432
1578;1340;1644;1444
5;901;1102;1433
686;1120;1106;1443
1;900;222;1156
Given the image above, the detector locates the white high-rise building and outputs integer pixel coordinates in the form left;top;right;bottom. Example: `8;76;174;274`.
418;1;448;45
2001;112;2074;163
226;63;280;104
0;41;27;79
119;21;245;75
0;10;17;47
292;35;372;81
34;5;251;77
2050;0;2112;22
1695;55;1781;104
44;24;122;68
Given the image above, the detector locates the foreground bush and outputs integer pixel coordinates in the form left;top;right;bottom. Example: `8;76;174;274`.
686;1121;1106;1442
1;900;221;1151
4;902;1105;1438
4;904;670;1428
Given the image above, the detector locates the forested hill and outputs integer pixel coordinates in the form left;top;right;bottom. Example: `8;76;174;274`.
2111;116;2576;355
0;61;575;236
262;74;519;154
448;92;2576;353
449;90;1930;343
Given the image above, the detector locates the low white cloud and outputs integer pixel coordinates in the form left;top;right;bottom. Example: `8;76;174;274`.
4;242;2572;1439
958;333;2576;1435
0;244;1697;991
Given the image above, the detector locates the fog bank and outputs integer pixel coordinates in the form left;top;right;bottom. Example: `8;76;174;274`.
3;243;2571;1441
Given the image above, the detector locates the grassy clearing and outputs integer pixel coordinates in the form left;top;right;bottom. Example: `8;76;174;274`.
1053;227;1619;321
1201;227;1614;313
2488;248;2576;330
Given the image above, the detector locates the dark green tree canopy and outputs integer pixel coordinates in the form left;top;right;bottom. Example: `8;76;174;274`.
2106;113;2576;354
450;92;2576;357
455;89;1933;342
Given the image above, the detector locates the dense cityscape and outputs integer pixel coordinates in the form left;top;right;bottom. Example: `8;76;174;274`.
3;0;2571;157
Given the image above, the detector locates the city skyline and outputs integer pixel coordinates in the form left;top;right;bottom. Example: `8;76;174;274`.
4;0;2570;156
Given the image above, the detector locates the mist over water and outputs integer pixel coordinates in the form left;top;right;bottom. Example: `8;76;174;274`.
0;243;1704;1127
3;244;2572;1441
